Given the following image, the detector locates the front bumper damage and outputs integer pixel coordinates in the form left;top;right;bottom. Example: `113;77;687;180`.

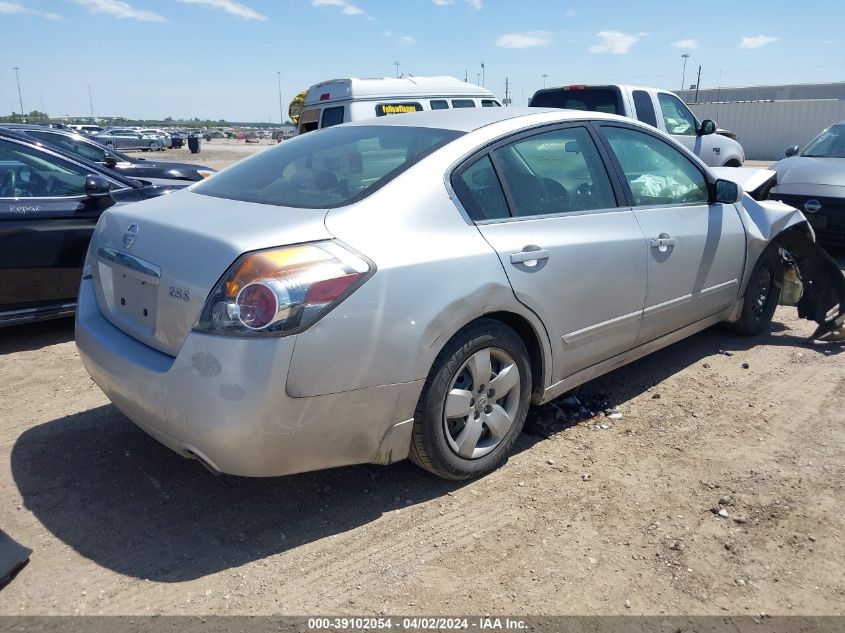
775;230;845;342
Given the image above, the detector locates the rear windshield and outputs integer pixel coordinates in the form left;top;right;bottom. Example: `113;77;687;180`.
193;125;463;209
530;87;622;114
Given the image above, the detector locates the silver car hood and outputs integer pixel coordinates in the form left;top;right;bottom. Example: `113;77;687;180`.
771;156;845;187
91;190;332;356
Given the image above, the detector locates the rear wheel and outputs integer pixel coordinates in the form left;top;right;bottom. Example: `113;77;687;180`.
730;245;784;336
409;319;532;480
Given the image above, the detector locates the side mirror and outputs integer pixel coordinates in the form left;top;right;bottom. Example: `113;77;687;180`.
698;119;717;136
785;145;800;157
84;174;112;197
714;179;741;204
103;155;117;168
564;141;581;153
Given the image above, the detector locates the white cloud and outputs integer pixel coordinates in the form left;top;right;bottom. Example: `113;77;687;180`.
384;30;415;45
739;34;778;49
565;8;575;16
823;40;835;45
176;0;266;20
589;30;644;54
465;0;482;8
73;0;165;21
672;38;697;49
311;0;364;16
0;1;62;19
431;0;452;4
496;30;554;49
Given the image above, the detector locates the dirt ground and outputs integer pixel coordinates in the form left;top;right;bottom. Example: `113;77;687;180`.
0;147;842;616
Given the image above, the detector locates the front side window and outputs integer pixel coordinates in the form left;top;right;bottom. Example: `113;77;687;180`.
0;138;91;198
298;108;320;134
452;99;476;108
657;93;697;135
320;106;345;129
492;127;616;217
452;155;509;221
193;125;463;209
632;90;658;128
602;126;709;206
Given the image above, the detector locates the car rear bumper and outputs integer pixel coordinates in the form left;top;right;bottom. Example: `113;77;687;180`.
75;278;421;477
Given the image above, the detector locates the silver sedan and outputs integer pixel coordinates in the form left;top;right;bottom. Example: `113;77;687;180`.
75;109;845;480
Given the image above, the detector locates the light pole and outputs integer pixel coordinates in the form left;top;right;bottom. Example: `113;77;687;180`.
542;73;548;89
277;71;283;126
12;67;24;116
87;85;94;120
394;61;400;78
681;53;690;91
480;62;485;87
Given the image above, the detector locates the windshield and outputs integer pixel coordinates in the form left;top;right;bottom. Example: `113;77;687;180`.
803;125;845;158
193;125;463;208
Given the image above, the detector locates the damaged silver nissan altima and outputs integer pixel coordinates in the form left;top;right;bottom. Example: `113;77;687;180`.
75;108;845;480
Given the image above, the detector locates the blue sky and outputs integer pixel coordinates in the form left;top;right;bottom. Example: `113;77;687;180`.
1;0;842;122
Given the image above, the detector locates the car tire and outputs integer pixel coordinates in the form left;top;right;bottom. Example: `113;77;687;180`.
409;319;532;480
730;245;784;336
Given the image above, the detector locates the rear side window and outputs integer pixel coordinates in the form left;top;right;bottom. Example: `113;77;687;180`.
375;103;423;116
430;100;449;110
452;99;476;108
452;155;510;221
529;87;622;114
194;125;463;209
492;127;617;217
320;106;345;129
632;90;657;128
481;100;500;108
28;131;107;163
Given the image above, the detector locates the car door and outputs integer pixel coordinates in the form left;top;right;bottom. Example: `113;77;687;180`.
0;137;132;314
597;123;746;344
655;92;721;167
451;124;648;381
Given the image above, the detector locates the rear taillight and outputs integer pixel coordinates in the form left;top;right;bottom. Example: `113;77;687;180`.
194;241;372;337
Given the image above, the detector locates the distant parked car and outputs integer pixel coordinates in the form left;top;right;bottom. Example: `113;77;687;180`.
139;129;173;148
0;125;215;183
70;125;104;136
0;128;183;327
94;128;162;152
529;84;745;167
168;132;187;149
769;120;845;245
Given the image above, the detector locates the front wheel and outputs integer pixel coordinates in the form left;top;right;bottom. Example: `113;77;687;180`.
409;319;532;480
730;245;784;336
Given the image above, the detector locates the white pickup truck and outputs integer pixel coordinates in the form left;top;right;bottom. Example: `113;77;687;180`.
530;84;745;168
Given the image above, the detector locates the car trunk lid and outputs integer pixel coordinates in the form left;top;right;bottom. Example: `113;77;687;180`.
90;190;332;356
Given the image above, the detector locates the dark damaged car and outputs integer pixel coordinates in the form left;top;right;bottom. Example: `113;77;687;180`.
769;120;845;246
0;129;182;326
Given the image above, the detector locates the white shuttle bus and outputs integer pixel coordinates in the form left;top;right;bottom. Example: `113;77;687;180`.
296;76;501;134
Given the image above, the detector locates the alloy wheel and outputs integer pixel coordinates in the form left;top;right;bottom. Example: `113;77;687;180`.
442;347;521;459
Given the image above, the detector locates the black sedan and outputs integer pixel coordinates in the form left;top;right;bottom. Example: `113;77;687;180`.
0;129;183;327
1;125;215;183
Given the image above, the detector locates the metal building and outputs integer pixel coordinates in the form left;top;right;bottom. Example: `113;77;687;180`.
676;82;845;161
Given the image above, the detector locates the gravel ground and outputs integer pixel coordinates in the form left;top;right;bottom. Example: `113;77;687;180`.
0;147;841;617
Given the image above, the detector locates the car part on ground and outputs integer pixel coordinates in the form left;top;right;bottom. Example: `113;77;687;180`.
75;108;845;481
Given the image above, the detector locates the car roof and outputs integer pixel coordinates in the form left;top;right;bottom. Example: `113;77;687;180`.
343;107;628;132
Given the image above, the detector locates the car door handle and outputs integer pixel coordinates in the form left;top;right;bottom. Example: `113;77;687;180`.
510;249;551;264
649;237;676;249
